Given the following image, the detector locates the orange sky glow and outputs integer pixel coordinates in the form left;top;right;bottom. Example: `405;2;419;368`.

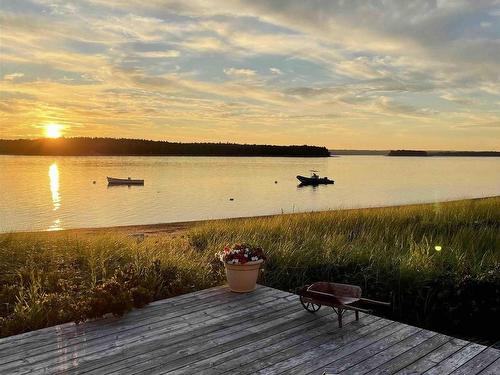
0;1;499;150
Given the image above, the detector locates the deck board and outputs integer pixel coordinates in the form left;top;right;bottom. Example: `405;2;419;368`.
1;290;278;362
1;289;280;369
394;338;469;374
479;357;500;375
422;343;489;375
320;325;422;374
0;285;497;375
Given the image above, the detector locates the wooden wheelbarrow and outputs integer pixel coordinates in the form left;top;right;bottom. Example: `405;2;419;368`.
297;282;390;328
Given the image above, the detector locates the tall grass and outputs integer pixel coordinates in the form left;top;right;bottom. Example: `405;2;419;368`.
0;233;223;337
191;198;499;277
189;197;500;340
1;197;499;340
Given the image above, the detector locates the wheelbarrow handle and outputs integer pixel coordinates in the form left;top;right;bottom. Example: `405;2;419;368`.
359;297;391;307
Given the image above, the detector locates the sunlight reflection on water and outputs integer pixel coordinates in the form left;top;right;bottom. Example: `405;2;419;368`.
48;162;62;230
49;163;60;211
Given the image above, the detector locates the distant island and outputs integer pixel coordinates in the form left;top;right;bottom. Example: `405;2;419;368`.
329;149;387;156
329;149;499;157
0;138;331;157
388;150;500;157
388;150;429;156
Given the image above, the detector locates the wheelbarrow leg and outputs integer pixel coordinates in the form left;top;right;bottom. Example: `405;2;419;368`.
334;308;343;328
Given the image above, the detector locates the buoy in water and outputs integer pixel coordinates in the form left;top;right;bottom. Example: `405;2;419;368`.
229;198;234;201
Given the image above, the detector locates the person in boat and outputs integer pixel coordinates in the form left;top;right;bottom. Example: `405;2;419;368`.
312;172;319;179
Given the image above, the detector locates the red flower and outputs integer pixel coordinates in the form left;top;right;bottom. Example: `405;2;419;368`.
217;243;266;264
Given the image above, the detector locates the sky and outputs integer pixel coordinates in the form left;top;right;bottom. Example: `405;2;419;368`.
1;0;499;150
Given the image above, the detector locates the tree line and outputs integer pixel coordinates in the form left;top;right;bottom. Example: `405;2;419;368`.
388;149;499;157
0;137;331;157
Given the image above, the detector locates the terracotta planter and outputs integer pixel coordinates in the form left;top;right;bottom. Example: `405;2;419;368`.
224;259;263;293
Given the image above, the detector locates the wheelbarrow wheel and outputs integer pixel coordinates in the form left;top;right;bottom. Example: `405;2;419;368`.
300;296;321;313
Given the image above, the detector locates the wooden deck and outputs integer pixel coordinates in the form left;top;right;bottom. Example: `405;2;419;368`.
0;285;498;374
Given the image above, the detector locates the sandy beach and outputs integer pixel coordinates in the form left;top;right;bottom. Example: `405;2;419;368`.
16;195;498;237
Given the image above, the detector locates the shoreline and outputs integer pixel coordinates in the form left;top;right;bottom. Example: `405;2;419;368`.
9;195;499;237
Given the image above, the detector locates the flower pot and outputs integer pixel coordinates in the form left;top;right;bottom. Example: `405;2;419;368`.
224;259;263;293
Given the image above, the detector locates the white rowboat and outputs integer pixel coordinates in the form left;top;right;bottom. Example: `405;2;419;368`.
107;177;144;185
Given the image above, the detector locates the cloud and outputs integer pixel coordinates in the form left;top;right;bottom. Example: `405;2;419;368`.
135;50;180;58
0;90;36;100
285;86;339;97
440;92;477;105
183;37;227;52
224;68;257;78
376;96;438;117
269;67;283;75
3;73;25;81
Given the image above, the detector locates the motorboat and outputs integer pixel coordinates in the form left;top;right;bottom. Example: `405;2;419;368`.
296;170;334;185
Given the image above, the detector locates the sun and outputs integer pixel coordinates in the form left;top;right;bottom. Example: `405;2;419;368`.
45;123;63;138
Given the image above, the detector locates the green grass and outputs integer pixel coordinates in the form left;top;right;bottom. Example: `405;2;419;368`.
1;197;499;340
0;233;223;337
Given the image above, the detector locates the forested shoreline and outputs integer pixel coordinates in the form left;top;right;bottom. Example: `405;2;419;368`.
0;138;331;157
388;149;500;157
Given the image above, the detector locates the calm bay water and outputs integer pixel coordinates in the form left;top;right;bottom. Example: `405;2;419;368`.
0;155;499;233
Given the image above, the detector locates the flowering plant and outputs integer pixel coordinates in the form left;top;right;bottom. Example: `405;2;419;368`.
217;243;266;265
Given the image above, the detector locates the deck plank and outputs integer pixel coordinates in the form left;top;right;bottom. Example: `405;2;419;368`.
333;329;438;374
478;357;500;375
132;308;340;375
394;338;469;374
1;289;276;361
171;312;379;375
0;285;244;359
450;347;500;375
74;296;305;374
422;343;488;375
0;284;232;353
0;284;496;375
4;289;286;374
281;322;415;375
238;319;397;374
364;333;452;375
320;325;422;374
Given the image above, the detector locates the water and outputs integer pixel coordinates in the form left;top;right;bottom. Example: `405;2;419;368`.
0;155;499;232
